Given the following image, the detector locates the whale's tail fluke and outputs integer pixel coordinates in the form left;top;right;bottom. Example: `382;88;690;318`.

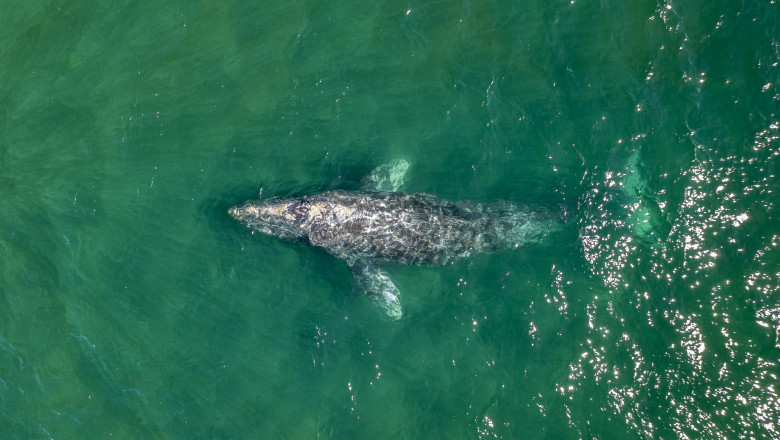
622;150;672;246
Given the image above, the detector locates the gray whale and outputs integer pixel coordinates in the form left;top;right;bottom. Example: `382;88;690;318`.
229;190;557;319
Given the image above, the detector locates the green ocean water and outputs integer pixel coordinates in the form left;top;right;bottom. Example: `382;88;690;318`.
1;0;778;438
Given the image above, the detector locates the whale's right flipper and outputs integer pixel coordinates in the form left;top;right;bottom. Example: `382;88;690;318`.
362;158;410;192
352;261;402;320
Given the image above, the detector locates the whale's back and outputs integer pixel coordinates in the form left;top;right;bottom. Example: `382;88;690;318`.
303;191;552;266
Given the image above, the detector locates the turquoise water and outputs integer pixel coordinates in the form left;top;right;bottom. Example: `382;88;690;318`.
1;0;778;438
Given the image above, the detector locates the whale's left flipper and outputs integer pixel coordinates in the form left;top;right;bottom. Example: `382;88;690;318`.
352;261;402;320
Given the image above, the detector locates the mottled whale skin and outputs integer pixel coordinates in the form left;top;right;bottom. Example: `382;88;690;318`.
229;190;556;318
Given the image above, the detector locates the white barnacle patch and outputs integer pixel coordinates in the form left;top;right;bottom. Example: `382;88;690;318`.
307;202;327;219
308;202;354;221
333;204;355;218
259;204;293;220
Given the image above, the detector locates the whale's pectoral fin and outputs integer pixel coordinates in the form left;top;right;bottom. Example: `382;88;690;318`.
362;158;410;192
352;261;402;320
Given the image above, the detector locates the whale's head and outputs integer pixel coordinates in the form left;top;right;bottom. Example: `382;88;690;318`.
229;198;313;243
